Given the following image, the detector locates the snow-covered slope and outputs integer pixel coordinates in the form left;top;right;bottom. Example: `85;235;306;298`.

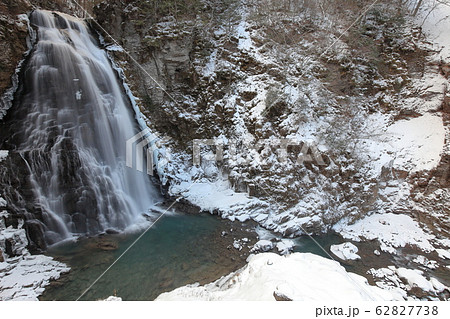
156;252;404;301
333;213;436;254
418;0;450;60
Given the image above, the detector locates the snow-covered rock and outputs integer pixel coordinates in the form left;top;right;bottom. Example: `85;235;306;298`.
436;249;450;260
170;178;260;222
396;268;436;293
0;226;28;257
412;255;438;269
156;252;403;301
334;213;435;253
103;295;122;301
0;151;8;162
0;254;70;300
330;242;361;261
369;266;449;298
276;239;295;255
250;239;274;253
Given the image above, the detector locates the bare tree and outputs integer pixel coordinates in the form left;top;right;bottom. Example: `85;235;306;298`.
413;0;424;16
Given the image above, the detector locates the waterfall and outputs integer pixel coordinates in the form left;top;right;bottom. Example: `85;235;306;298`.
0;10;159;245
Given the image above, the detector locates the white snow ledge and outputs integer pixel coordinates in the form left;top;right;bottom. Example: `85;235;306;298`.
155;252;404;301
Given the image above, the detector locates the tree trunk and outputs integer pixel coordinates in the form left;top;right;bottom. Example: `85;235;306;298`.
413;0;424;16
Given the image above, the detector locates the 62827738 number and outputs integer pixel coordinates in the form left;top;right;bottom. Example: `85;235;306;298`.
375;306;438;316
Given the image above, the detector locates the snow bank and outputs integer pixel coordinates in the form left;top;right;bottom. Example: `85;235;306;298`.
103;296;122;301
436;248;450;260
0;220;70;301
330;242;361;261
156;252;403;301
369;265;449;299
334;213;435;253
169;176;272;224
171;179;252;215
366;113;445;175
396;268;435;292
0;254;70;300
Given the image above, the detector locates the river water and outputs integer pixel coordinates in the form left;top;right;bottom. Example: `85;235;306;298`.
40;212;346;300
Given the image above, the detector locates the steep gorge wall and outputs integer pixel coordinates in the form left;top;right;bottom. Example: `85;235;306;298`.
90;0;449;237
1;0;449;245
0;0;31;104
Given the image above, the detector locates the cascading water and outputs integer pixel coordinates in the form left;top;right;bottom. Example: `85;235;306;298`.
0;10;159;246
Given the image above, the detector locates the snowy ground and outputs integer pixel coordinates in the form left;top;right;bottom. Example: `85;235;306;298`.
156;252;404;301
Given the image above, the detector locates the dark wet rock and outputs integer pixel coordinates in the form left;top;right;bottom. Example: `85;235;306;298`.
24;219;47;253
96;240;119;251
439;61;450;79
4;238;14;256
105;229;120;235
273;290;292;301
443;93;450;113
408;286;429;299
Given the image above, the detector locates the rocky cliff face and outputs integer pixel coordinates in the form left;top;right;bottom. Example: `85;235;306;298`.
92;0;450;238
0;0;32;116
0;0;449;243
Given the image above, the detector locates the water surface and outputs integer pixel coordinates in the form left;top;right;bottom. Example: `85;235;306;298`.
41;212;256;300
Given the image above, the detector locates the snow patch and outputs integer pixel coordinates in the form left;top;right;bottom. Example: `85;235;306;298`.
366;113;445;175
334;213;435;253
0;254;70;300
330;242;361;261
396;268;435;292
103;295;122;301
436;248;450;260
412;255;438;269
